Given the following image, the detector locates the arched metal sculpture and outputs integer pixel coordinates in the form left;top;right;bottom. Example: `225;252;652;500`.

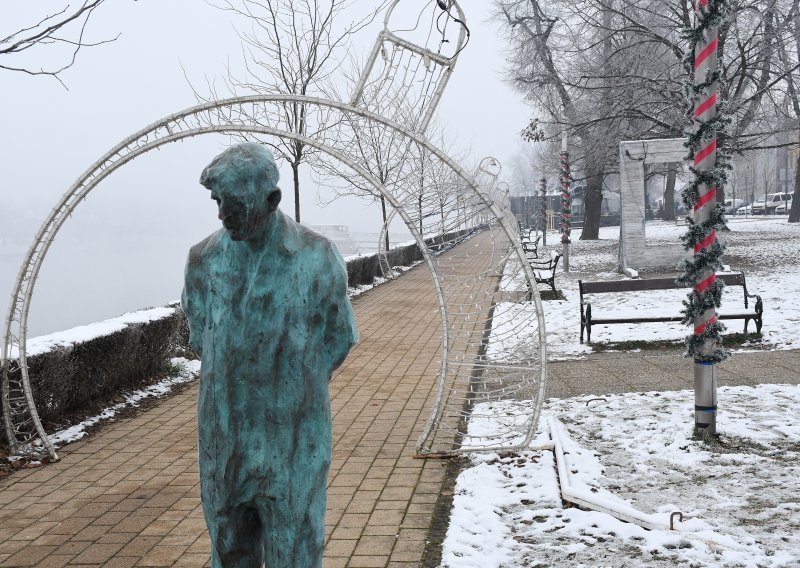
1;0;547;461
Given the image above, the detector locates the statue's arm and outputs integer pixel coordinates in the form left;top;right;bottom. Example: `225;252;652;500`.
181;246;206;356
324;243;358;374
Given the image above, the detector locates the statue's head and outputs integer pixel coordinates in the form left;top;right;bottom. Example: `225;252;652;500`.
199;143;281;242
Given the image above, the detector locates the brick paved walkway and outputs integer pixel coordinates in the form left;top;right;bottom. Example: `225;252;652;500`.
0;233;500;567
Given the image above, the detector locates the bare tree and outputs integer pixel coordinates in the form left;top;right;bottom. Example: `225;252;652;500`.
509;140;542;196
211;0;386;223
413;130;471;237
1;1;117;86
497;0;800;237
314;104;416;251
774;0;800;221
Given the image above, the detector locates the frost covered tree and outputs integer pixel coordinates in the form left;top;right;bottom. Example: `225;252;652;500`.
509;142;541;196
496;0;800;236
773;0;800;222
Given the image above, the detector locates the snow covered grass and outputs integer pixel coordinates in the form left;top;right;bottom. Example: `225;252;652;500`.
519;217;800;360
42;357;199;450
442;385;800;568
440;217;800;567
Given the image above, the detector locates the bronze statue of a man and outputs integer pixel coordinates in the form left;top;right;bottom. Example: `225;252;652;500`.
182;143;358;567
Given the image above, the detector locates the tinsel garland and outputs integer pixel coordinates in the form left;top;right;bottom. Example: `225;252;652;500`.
559;151;571;244
678;0;731;363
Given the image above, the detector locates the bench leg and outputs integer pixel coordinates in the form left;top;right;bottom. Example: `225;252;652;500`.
585;305;592;343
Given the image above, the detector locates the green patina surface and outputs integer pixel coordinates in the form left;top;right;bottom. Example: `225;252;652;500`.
182;143;358;567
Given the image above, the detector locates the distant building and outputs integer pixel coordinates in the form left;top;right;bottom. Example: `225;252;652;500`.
307;224;360;255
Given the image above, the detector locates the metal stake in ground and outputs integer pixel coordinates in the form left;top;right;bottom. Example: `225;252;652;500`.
560;129;571;272
681;0;730;437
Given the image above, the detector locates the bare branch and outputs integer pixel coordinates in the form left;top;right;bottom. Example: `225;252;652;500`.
0;1;117;84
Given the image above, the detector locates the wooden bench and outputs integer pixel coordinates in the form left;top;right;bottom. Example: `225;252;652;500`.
579;272;763;343
530;250;561;294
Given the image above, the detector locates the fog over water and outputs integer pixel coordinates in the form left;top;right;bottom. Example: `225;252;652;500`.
1;1;529;337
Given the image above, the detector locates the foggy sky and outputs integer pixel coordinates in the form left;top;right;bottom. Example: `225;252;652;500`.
1;0;531;336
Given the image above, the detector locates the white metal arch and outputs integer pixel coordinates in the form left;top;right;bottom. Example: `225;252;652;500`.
1;95;547;460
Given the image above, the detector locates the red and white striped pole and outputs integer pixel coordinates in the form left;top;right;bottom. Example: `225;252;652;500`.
540;177;547;246
560;129;571;272
692;0;720;436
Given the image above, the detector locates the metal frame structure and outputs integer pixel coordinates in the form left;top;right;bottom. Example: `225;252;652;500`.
0;94;547;459
618;138;689;276
2;0;548;461
350;0;467;134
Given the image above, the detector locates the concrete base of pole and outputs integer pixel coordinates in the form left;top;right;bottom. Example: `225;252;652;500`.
694;361;717;437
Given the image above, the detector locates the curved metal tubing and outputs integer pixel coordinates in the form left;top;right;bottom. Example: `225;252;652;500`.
350;0;467;132
2;94;546;459
377;209;398;279
383;0;467;56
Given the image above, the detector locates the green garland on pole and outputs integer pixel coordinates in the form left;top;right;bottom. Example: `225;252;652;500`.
678;0;732;364
560;150;571;245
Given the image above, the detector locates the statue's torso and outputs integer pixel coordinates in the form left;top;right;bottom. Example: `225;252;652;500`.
183;213;356;495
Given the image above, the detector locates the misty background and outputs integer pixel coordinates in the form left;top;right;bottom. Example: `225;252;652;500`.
1;1;530;337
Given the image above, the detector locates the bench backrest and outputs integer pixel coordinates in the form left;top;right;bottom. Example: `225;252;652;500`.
579;272;751;305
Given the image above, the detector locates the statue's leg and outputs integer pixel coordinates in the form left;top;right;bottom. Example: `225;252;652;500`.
260;462;328;567
206;503;264;568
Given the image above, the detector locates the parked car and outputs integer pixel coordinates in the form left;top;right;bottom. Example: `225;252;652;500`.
724;198;745;215
736;204;752;216
751;192;792;215
775;198;793;214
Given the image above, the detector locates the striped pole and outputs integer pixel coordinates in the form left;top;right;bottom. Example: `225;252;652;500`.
692;0;720;436
540;177;547;246
560;129;571;271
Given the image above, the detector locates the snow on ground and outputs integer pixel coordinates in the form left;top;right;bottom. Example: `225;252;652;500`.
442;385;800;568
514;217;800;360
42;357;200;449
442;217;800;567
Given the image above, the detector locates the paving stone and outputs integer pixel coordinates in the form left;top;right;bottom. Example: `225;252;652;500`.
70;542;125;563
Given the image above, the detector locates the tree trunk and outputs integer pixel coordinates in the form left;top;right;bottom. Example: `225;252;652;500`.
664;164;677;221
419;194;423;235
581;165;604;240
292;162;301;223
381;196;390;250
790;152;800;223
